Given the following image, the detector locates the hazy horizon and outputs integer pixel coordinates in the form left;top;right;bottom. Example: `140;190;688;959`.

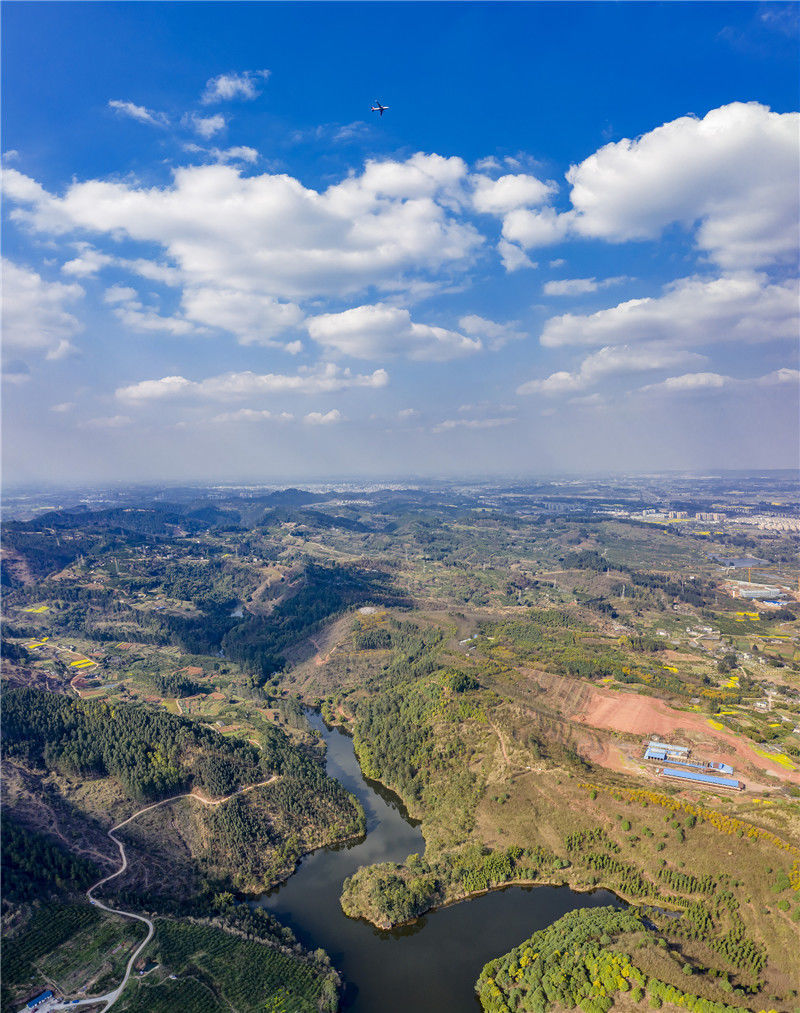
4;469;799;510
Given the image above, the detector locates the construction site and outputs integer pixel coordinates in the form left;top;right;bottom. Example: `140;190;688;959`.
643;739;744;791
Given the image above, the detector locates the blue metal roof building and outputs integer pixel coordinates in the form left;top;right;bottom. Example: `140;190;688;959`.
663;758;707;771
27;992;54;1009
660;767;743;790
651;756;736;775
648;740;689;755
644;746;667;760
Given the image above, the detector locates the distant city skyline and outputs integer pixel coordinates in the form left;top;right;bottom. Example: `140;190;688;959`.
2;2;798;484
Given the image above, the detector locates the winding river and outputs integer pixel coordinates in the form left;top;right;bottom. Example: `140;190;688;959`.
257;712;622;1011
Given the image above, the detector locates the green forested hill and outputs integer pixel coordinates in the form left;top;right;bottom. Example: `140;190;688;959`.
2;684;340;800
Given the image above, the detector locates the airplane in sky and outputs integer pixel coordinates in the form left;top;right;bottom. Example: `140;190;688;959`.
371;101;389;116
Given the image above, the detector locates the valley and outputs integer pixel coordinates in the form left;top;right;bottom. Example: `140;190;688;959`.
2;477;798;1012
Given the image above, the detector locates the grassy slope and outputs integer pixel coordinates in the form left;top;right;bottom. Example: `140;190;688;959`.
301;610;799;1009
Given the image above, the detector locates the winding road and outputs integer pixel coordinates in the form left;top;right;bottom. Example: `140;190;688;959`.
51;777;278;1012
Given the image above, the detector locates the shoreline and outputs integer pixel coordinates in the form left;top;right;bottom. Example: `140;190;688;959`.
313;708;693;935
341;873;685;931
255;826;368;896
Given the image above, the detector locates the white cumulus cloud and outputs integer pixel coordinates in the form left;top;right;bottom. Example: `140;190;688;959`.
61;245;182;286
757;367;800;386
497;103;799;272
458;314;525;350
4;155;481;308
108;100;168;127
181;287;303;345
103;285;196;336
212;408;294;423
518;344;706;396
2;258;83;358
61;247;115;277
540;273;798;349
543;276;628;296
201;70;270;104
304;409;343;425
567;102;799;269
307;304;482;361
502;206;573;248
188;114;226;139
211;146;259;164
640;367;800;395
497;239;536;272
640;372;731;394
116;363;388;403
471;173;555;215
103;285;138;304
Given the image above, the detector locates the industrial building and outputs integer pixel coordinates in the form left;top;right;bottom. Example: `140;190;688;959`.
645;740;690;762
723;581;784;600
651;756;734;775
659;766;744;791
644;744;734;776
644;740;735;777
25;993;54;1010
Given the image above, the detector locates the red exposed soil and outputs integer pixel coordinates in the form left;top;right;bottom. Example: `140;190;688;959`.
572;684;800;785
575;731;641;777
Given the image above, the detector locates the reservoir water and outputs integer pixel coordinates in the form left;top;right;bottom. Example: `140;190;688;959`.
258;712;622;1012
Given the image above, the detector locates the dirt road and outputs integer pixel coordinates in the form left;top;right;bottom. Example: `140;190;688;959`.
52;776;278;1011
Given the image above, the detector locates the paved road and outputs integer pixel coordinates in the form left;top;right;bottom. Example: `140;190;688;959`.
50;778;277;1011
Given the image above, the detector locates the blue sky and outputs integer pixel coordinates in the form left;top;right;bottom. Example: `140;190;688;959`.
2;1;798;485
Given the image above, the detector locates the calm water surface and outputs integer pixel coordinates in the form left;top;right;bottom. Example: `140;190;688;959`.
258;712;621;1012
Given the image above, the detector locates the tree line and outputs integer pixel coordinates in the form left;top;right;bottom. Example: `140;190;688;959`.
2;685;318;801
475;905;750;1013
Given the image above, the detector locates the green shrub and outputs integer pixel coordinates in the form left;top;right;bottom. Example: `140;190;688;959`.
772;871;791;893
